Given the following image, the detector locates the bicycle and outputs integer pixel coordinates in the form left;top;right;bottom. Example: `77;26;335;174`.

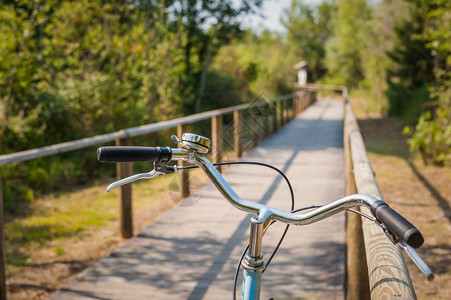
97;133;434;300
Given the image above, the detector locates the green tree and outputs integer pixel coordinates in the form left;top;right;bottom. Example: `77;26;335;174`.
359;0;410;114
169;0;263;112
385;0;434;121
213;30;296;99
325;0;369;88
0;0;187;208
405;0;451;166
282;0;336;81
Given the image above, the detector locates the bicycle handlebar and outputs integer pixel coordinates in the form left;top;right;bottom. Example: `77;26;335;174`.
96;145;424;248
97;146;172;163
371;201;424;248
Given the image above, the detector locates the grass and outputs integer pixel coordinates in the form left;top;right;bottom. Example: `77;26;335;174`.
4;170;199;299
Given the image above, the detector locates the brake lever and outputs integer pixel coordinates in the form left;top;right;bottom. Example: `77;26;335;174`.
379;223;434;281
347;209;434;280
106;162;176;192
399;240;435;281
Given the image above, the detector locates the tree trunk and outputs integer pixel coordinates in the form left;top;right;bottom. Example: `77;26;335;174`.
194;42;213;113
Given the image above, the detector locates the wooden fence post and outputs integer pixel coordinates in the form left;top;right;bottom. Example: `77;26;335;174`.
272;102;278;133
267;104;273;136
296;94;300;115
0;171;6;300
234;110;243;158
302;91;305;111
177;124;190;198
115;137;133;238
299;94;302;112
288;99;292;120
212;115;223;173
302;92;306;111
293;94;297;116
279;101;284;127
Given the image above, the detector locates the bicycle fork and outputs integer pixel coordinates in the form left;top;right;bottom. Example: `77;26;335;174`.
241;209;274;300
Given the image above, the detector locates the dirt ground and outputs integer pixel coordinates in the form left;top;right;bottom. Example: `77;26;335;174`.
354;99;450;300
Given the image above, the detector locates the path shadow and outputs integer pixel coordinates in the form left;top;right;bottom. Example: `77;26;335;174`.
416;243;451;275
405;159;451;223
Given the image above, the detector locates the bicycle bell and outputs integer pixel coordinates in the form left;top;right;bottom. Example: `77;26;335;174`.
178;133;211;154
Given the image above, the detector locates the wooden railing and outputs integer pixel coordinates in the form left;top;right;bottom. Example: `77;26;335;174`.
302;83;416;299
0;87;316;299
343;87;416;299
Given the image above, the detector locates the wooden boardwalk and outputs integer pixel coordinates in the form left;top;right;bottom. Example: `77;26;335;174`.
50;99;345;300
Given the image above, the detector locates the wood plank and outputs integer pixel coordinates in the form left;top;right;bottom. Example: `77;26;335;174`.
233;110;243;158
211;115;223;173
116;137;133;238
344;102;370;300
0;172;5;300
177;124;190;198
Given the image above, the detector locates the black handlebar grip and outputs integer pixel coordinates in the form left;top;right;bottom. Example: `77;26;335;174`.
97;146;172;163
371;202;424;248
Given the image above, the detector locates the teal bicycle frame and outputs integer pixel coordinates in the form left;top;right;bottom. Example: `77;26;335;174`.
240;209;273;300
242;270;262;300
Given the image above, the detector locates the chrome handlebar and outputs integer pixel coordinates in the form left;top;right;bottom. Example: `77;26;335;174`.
111;148;380;225
104;146;434;280
189;150;379;225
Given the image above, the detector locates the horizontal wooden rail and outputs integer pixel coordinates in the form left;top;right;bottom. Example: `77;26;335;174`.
0;94;293;166
295;82;346;92
343;88;416;299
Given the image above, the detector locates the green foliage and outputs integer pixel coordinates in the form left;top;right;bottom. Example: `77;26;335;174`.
324;0;369;88
201;71;244;110
404;108;451;166
170;0;262;112
282;0;336;80
386;83;431;123
214;30;296;99
0;0;260;210
385;0;434;121
404;0;451;166
358;0;411;114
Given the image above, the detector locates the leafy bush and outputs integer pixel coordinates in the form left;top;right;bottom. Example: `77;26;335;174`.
404;106;451;166
386;83;431;123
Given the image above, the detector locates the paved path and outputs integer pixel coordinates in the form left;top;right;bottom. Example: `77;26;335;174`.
51;99;345;299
